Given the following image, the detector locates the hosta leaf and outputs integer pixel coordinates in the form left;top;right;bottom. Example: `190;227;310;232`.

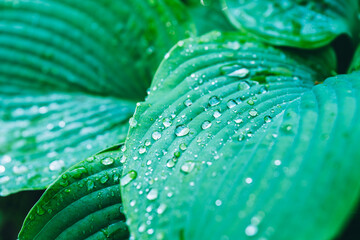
349;44;360;72
121;31;360;240
222;0;359;48
0;91;134;196
19;144;129;240
183;1;235;35
0;0;195;195
0;0;194;99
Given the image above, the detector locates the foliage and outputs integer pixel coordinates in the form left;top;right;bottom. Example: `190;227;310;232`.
0;0;359;239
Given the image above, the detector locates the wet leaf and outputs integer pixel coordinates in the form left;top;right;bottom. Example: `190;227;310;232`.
183;0;235;35
222;0;359;48
121;31;360;240
19;144;129;240
0;0;195;195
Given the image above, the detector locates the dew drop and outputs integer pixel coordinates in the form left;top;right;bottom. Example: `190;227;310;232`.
166;158;177;168
147;228;154;235
87;180;95;191
175;125;190;137
213;110;222;118
227;99;237;109
247;99;255;105
152;131;162;140
249;109;258;117
164;52;170;59
0;165;5;174
245;225;258;237
1;155;11;164
58;121;66;128
184;99;193;107
179;143;187;151
157;203;167;214
180;161;195;174
245;177;253;184
120;155;127;163
13;165;28;174
238;81;251;91
129;117;137;128
264;115;272;123
162;118;172;128
274;160;282;166
0;176;10;184
101;157;114;166
147;188;158;201
201;120;212;130
130;200;136;207
121;145;127;152
258;86;268;94
215;199;222;206
228;68;250;78
138;223;146;233
100;175;109;184
139;146;147;154
282;124;293;133
120;170;137;186
239;134;246;141
36;206;46;216
234;117;243;124
145;139;151;146
209;96;221;106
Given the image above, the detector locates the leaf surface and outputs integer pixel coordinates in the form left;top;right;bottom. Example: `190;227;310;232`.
0;91;134;196
0;0;195;195
121;31;360;240
222;0;359;48
349;44;360;72
183;1;235;35
19;144;129;240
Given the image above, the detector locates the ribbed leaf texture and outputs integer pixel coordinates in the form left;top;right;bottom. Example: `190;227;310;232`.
19;144;129;240
183;0;235;35
222;0;359;48
121;31;360;240
0;0;195;196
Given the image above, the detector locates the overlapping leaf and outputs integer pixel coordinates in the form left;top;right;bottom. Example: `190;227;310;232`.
349;44;360;72
222;0;359;48
19;144;129;240
182;0;235;35
121;31;360;239
0;0;195;195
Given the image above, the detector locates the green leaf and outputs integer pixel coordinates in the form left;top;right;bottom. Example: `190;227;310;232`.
0;0;195;195
0;0;194;99
19;144;129;240
183;1;236;35
349;44;360;72
222;0;359;48
0;91;135;196
121;31;360;240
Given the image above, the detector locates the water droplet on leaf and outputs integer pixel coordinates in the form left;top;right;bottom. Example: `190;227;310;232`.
201;121;212;130
101;157;114;166
175;125;190;137
228;68;249;78
181;161;195;174
147;188;158;201
121;170;137;186
227;99;237;109
209;96;221;106
152;131;162;140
